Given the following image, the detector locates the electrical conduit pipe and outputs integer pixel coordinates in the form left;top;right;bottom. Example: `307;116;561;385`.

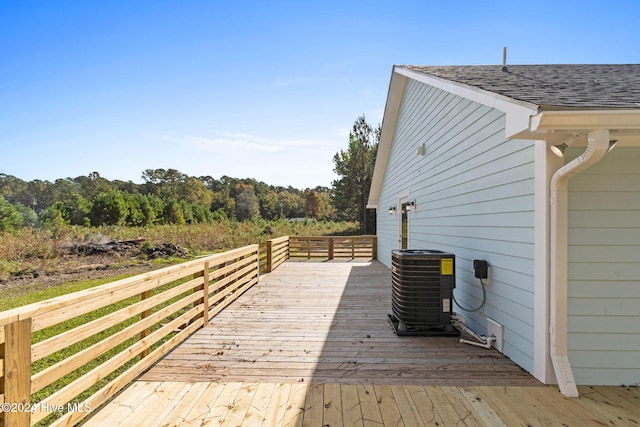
452;315;496;349
549;129;610;397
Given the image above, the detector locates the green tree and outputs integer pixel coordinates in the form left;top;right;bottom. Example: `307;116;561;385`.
235;187;260;221
74;172;113;201
178;176;214;207
260;190;281;220
332;115;379;233
39;203;68;228
163;199;186;224
14;203;39;227
0;173;29;205
51;178;81;205
65;194;91;226
189;202;214;223
0;195;23;231
124;193;147;226
135;194;164;226
278;191;304;219
142;168;185;200
27;179;57;211
90;190;129;226
211;190;235;219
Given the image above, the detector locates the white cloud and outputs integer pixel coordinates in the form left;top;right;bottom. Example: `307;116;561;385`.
162;131;336;154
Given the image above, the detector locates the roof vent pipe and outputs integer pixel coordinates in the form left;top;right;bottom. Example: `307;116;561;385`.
502;47;509;72
549;129;610;397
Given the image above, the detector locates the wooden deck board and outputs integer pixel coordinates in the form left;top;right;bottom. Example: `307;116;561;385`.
82;261;639;426
141;261;537;386
84;381;639;426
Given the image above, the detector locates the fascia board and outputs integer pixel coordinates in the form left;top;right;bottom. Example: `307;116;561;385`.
395;67;538;137
530;110;640;131
367;68;407;208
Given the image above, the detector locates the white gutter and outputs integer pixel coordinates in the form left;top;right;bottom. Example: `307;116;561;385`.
549;129;610;397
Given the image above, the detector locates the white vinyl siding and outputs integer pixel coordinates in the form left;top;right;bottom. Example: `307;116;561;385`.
567;146;640;385
377;78;536;373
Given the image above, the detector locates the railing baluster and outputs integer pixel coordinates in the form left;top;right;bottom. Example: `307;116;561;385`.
140;290;152;358
201;261;210;325
328;237;334;260
267;239;274;273
4;318;32;427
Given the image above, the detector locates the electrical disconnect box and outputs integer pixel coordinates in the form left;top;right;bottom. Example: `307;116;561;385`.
473;260;488;279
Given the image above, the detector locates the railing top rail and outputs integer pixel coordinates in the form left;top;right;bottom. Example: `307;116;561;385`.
269;235;290;244
0;244;258;327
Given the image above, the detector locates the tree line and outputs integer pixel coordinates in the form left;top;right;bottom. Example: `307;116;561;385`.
0;171;332;229
0;115;379;233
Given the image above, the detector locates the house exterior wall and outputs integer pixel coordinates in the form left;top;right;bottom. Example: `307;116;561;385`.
567;146;640;385
376;78;537;373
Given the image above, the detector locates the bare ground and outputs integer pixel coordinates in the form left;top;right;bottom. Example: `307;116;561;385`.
0;240;187;292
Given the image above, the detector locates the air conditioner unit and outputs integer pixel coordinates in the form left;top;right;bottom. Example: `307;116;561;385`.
389;249;459;336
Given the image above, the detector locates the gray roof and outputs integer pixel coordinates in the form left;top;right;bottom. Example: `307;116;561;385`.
403;64;640;109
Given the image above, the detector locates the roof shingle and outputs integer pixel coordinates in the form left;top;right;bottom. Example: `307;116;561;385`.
403;64;640;109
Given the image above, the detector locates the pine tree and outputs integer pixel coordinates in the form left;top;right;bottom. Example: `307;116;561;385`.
331;115;379;234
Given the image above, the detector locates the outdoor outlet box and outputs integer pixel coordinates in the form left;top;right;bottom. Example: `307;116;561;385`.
487;318;503;353
473;259;488;279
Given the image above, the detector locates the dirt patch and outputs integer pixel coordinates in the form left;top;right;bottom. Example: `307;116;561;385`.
65;239;187;259
0;239;189;292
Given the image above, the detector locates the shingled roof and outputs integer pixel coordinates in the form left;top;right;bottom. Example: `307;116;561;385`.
403;64;640;110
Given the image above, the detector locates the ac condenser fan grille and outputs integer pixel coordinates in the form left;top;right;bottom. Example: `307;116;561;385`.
389;249;459;336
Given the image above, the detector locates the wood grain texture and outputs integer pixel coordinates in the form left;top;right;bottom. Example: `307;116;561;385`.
142;261;537;386
81;262;639;426
3;319;31;427
83;382;639;427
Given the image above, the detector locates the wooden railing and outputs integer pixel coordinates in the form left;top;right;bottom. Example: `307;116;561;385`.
262;235;377;271
0;245;259;427
265;236;289;273
0;235;376;426
289;235;376;260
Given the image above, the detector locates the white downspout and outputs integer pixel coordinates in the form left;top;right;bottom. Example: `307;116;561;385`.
549;129;610;397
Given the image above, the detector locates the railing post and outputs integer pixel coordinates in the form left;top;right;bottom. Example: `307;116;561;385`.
372;235;377;259
266;239;274;273
286;236;290;260
3;318;32;427
328;237;334;260
193;260;210;326
140;291;152;358
201;261;210;325
0;337;4;427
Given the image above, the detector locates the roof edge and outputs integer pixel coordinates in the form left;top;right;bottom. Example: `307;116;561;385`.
396;66;539;137
367;68;407;208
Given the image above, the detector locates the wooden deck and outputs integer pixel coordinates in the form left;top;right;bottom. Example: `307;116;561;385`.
141;260;536;385
83;381;640;426
83;261;640;426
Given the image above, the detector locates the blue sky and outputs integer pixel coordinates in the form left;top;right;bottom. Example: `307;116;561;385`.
2;1;639;189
